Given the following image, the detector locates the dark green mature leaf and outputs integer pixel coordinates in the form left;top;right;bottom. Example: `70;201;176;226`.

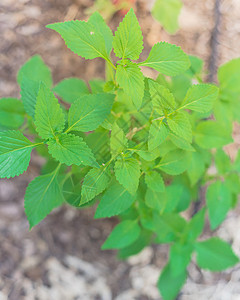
0;131;35;178
148;120;169;151
0;98;25;129
206;180;232;230
47;12;113;60
116;63;144;109
53;78;89;103
17;55;52;87
167;111;192;142
195;237;239;271
140;42;190;76
67;93;114;132
113;8;143;60
114;157;140;194
179;84;219;113
48;133;98;168
102;219;141;249
24;167;64;228
158;263;187;300
195;121;233;149
20;77;40;118
95;182;135;218
35;83;65;139
152;0;182;34
81;167;110;205
110;122;128;157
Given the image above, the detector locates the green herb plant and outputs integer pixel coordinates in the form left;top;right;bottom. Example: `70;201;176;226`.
1;9;240;300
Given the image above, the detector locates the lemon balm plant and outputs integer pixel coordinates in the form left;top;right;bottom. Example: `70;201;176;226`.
1;9;240;299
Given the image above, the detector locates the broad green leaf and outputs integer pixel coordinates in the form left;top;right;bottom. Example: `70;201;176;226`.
145;171;165;192
158;263;187;300
148;79;176;115
179;84;219;113
114;157;140;194
81;167;110;205
102;219;141;249
0;98;25;129
110;122;128;157
34;83;65;139
67;93;114;132
89;79;105;93
167;111;192;142
112;8;143;60
195;237;239;271
148;120;169;151
145;188;164;211
187;151;205;186
169;133;195;151
0;131;35;178
152;0;182;34
206;181;232;230
169;243;193;276
24;168;64;228
186;55;203;77
184;208;205;242
17;55;52;87
53;78;89;103
215;149;231;174
63;176;81;207
195;120;233;149
157;149;191;175
47;14;112;60
95;181;135;218
140;42;190;76
47;133;98;168
116;63;144;109
225;173;240;196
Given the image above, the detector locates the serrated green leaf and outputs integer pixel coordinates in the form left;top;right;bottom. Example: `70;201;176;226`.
116;63;144;109
17;55;52;87
47;14;112;60
195;237;239;271
34;83;65;139
101;219;141;249
149;79;176;115
145;188;164;211
112;8;143;60
0;98;25;129
95;181;135;218
24;167;64;229
206;180;232;230
167;111;192;142
169;133;195;151
145;171;165;192
195;120;233;149
148;120;169;151
89;79;105;93
81;167;110;205
114;157;140;194
152;0;182;34
62;176;81;207
110;122;128;157
187;151;205;186
67;93;114;132
157;149;191;175
140;42;190;76
0;131;35;178
53;78;89;103
179;84;219;113
47;133;98;168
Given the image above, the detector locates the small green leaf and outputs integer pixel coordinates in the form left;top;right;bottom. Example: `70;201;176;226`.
169;133;195;151
116;63;144;109
169;243;193;276
215;149;231;174
110;123;128;157
102;219;141;249
206;180;232;230
95;182;135;218
0;131;34;178
187;151;206;186
17;55;52;87
113;8;143;60
195;120;233;149
167;111;192;142
48;133;98;168
140;42;190;76
34;83;65;139
184;208;205;242
0;98;25;129
67;93;114;132
145;171;165;192
24;168;64;229
180;84;219;113
89;79;105;93
81;167;110;205
114;157;140;194
148;120;169;151
195;237;239;271
53;78;90;103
